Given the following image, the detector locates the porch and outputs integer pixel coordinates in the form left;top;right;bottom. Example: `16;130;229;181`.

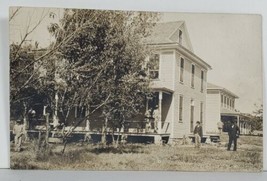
221;111;252;135
26;128;170;144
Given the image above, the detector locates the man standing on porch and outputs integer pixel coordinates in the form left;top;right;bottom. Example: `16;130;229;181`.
153;107;160;133
194;121;203;148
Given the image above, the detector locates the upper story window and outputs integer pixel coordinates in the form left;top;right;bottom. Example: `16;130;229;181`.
201;70;204;92
191;64;195;88
180;58;184;82
148;54;160;79
200;102;203;124
179;30;183;45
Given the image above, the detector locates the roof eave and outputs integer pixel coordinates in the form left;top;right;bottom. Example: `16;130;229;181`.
207;88;239;98
146;42;212;70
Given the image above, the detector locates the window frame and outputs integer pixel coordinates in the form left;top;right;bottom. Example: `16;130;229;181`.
191;64;195;88
200;102;203;124
180;57;184;83
148;53;160;80
179;29;183;45
201;70;204;92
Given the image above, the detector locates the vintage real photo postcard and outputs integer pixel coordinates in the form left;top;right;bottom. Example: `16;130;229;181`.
9;6;263;171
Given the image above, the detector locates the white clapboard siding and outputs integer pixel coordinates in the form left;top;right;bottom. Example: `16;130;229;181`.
206;91;221;134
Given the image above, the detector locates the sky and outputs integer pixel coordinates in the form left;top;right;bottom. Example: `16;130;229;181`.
161;12;262;114
9;8;263;114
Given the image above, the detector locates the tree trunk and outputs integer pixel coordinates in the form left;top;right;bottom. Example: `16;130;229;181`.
101;117;108;145
61;139;68;154
45;113;50;144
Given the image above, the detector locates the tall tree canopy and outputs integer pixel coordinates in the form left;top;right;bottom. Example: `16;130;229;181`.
48;9;159;130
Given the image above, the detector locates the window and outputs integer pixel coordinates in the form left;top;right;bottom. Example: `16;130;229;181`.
200;102;203;124
179;95;183;122
201;70;204;92
179;30;183;45
190;99;194;133
180;58;184;82
148;54;160;79
191;64;195;88
224;96;226;107
227;97;229;108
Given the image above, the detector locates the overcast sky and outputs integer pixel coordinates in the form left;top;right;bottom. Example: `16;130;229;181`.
162;12;262;114
10;8;263;114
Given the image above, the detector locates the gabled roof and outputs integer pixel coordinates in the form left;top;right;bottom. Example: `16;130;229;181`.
144;21;212;70
207;83;239;98
145;21;193;51
145;21;184;44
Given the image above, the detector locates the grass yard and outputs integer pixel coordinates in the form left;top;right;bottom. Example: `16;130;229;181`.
10;134;263;172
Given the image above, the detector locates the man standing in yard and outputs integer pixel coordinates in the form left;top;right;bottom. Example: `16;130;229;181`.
12;119;24;152
194;121;203;148
227;120;240;151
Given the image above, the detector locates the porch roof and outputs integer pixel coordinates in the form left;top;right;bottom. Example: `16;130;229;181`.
221;110;253;123
221;108;240;116
150;86;174;94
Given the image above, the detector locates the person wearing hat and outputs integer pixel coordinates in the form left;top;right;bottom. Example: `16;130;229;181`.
12;119;24;152
193;121;203;148
227;120;240;151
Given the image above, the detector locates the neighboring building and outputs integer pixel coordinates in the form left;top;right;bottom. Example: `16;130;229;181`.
206;83;252;135
144;21;212;142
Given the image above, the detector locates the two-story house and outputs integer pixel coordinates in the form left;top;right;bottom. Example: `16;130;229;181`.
206;83;252;135
36;21;213;144
144;21;212;143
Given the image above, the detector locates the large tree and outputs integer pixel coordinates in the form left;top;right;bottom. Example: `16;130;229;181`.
48;9;159;146
9;7;57;120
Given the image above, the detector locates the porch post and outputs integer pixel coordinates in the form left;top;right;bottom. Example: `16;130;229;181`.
158;91;163;134
237;115;240;128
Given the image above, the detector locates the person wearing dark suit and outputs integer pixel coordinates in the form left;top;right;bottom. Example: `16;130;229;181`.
194;121;203;148
227;121;240;151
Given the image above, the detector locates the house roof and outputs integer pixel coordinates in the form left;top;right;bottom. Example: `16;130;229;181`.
207;83;239;98
145;21;184;44
145;21;212;70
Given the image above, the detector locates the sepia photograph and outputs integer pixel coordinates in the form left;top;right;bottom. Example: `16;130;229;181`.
9;6;263;171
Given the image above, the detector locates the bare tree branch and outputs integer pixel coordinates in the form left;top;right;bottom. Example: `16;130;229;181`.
9;7;21;22
13;9;50;62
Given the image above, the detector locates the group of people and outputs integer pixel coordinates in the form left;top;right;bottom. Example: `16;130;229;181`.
193;120;240;151
144;107;160;133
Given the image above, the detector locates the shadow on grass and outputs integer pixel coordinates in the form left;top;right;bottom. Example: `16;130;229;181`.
90;144;148;154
